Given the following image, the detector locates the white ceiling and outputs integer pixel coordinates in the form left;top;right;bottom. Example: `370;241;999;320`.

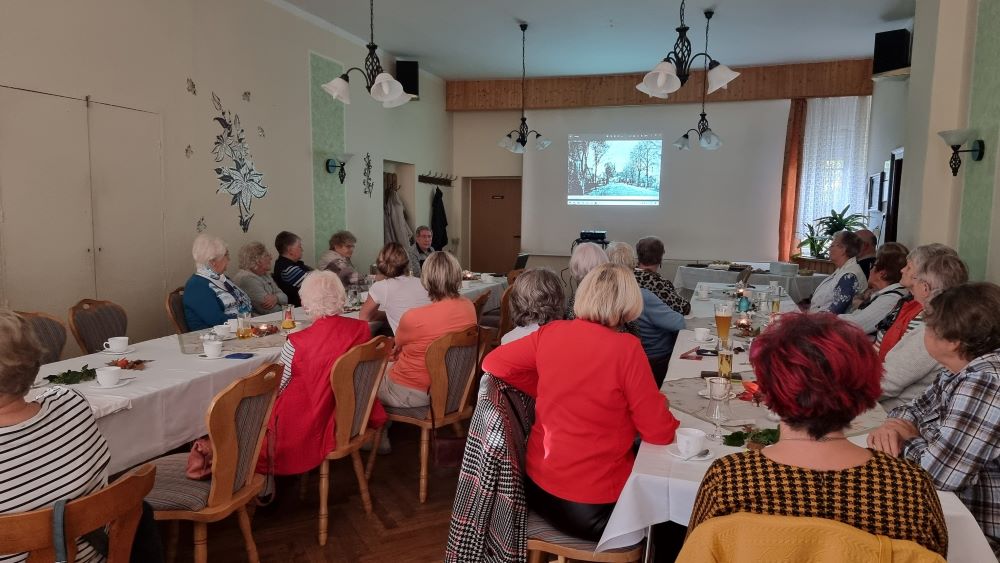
282;0;914;80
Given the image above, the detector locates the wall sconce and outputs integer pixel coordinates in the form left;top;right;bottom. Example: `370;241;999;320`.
938;129;985;176
324;153;353;184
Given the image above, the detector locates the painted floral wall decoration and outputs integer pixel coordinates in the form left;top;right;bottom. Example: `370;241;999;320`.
211;92;268;232
362;152;374;198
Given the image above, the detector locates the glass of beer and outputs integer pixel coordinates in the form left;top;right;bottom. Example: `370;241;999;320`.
237;312;253;339
770;287;782;315
714;302;733;346
718;342;734;382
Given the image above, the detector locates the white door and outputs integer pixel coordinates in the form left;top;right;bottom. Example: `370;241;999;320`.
0;87;97;320
87;102;167;342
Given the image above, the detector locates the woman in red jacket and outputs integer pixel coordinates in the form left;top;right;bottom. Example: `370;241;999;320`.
483;263;679;541
257;270;385;475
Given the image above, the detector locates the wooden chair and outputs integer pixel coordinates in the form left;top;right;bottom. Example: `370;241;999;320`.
472;291;490;322
146;364;280;563
497;285;514;343
166;287;189;334
16;310;68;363
317;336;391;545
377;325;492;503
527;510;644;563
0;464;156;562
68;298;128;354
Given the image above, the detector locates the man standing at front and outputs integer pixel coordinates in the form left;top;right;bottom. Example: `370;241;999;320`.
408;225;434;276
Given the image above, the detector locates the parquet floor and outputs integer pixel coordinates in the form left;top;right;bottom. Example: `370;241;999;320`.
166;423;459;563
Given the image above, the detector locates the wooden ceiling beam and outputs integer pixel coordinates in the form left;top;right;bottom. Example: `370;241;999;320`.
446;59;873;111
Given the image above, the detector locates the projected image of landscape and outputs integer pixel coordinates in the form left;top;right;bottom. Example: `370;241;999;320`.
567;135;662;206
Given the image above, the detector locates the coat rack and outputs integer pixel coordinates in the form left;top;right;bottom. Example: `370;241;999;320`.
418;171;457;187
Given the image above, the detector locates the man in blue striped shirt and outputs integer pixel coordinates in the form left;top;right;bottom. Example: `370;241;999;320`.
273;231;313;306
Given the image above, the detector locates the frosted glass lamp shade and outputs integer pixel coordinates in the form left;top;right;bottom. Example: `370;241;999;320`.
534;135;552;151
700;129;722;150
370;73;404;102
512;142;526;155
499;136;515;151
382;92;414;108
640;61;681;96
938;129;973;147
706;64;740;94
321;75;351;104
636;82;670;99
673;134;691;151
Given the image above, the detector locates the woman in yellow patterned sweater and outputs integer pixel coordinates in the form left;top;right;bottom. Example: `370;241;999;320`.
687;313;947;557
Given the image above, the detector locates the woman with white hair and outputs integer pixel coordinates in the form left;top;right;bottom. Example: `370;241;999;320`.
565;242;609;320
256;271;384;474
183;233;252;331
232;242;288;315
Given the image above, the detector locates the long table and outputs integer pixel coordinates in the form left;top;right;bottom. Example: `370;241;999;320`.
674;265;827;303
595;299;998;563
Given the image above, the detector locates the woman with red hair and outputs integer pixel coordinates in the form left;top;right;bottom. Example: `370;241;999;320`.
686;313;948;556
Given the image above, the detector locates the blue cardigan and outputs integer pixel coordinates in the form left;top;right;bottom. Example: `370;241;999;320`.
183;274;233;331
636;288;686;359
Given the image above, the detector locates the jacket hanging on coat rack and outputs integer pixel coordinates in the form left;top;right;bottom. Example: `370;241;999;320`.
431;187;448;251
384;173;414;246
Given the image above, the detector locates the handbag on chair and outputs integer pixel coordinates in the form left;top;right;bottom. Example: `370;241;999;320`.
185;437;214;480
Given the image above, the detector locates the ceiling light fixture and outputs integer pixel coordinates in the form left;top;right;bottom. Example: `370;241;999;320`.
500;23;551;154
938;129;985;176
320;0;413;108
637;0;739;99
673;10;722;151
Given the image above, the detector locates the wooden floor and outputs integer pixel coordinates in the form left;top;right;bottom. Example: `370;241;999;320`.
166;424;459;563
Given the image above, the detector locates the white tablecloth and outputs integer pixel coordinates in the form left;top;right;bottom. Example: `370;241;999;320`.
460;279;506;312
685;282;799;322
674;266;827;303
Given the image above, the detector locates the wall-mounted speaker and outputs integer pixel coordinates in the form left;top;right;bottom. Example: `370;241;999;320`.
873;29;911;75
396;60;419;99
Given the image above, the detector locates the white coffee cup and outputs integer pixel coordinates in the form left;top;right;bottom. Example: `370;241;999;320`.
481;274;494;283
675;428;707;457
214;325;231;337
103;336;129;353
203;340;224;358
95;366;122;387
226;319;239;332
697;284;710;299
694;327;711;342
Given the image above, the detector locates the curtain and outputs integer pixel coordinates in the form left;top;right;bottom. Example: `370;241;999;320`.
383;172;414;246
778;99;807;261
795;96;872;254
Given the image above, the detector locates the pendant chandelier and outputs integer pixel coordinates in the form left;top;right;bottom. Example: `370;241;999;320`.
499;23;551;154
673;10;722;151
636;0;739;99
321;0;413;108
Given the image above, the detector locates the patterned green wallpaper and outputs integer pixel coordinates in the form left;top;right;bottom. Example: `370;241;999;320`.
958;0;1000;280
310;53;346;263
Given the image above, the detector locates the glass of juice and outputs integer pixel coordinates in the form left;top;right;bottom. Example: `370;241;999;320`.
714;302;733;347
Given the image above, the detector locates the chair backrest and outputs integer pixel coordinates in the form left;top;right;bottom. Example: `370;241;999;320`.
426;326;492;423
68;299;128;354
0;464;155;563
677;513;945;563
16;311;68;364
506;269;525;286
472;292;490;322
206;363;280;508
330;336;392;448
736;266;753;285
165;287;188;334
497;286;514;342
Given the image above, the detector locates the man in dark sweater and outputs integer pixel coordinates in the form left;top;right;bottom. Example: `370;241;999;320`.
273;231;312;306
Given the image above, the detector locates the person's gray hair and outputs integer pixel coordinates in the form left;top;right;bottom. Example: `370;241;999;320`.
832;231;861;259
192;234;228;268
328;230;357;250
237;242;270;271
606;242;637;269
908;243;959;276
0;310;43;397
919;253;968;293
415;225;431;236
299;271;346;319
569;242;609;282
509;269;565;327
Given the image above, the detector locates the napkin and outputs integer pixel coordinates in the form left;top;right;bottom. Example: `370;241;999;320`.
679;347;703;361
26;387;131;419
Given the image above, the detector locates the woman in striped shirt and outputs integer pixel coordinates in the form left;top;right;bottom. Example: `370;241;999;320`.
0;310;110;563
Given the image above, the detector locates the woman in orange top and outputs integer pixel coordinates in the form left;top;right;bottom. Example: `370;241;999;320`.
378;251;477;409
483;263;679;541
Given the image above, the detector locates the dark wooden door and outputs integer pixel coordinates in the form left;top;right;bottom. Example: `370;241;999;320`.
470;178;522;273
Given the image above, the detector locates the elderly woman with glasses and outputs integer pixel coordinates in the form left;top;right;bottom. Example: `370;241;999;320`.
233;242;288;315
880;253;968;409
318;230;362;286
183;233;252;331
808;230;867;314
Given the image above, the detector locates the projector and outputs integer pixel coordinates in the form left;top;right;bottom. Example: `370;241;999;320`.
579;230;607;241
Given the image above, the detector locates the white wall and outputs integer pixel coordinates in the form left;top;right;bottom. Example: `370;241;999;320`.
867;80;909;177
0;0;451;323
515;101;790;261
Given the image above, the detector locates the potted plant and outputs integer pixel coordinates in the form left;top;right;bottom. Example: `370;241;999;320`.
796;223;828;259
815;205;867;239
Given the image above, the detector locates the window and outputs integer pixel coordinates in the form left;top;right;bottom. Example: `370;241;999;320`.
796;96;871;252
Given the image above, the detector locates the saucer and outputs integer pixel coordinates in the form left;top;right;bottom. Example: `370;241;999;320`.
698;389;738;399
101;347;136;355
694;337;716;345
665;444;712;461
198;354;226;360
90;379;132;389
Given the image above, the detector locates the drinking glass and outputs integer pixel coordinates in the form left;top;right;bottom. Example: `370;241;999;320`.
714;302;733;347
770;287;783;315
718;341;734;382
706;377;732;442
280;304;296;330
236;312;253;339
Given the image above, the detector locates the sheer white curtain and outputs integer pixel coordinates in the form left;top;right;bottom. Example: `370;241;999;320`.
796;96;871;246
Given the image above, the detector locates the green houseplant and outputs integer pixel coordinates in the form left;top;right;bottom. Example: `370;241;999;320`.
795;206;868;259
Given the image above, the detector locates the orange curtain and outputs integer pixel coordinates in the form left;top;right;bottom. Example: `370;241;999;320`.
778;99;807;261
